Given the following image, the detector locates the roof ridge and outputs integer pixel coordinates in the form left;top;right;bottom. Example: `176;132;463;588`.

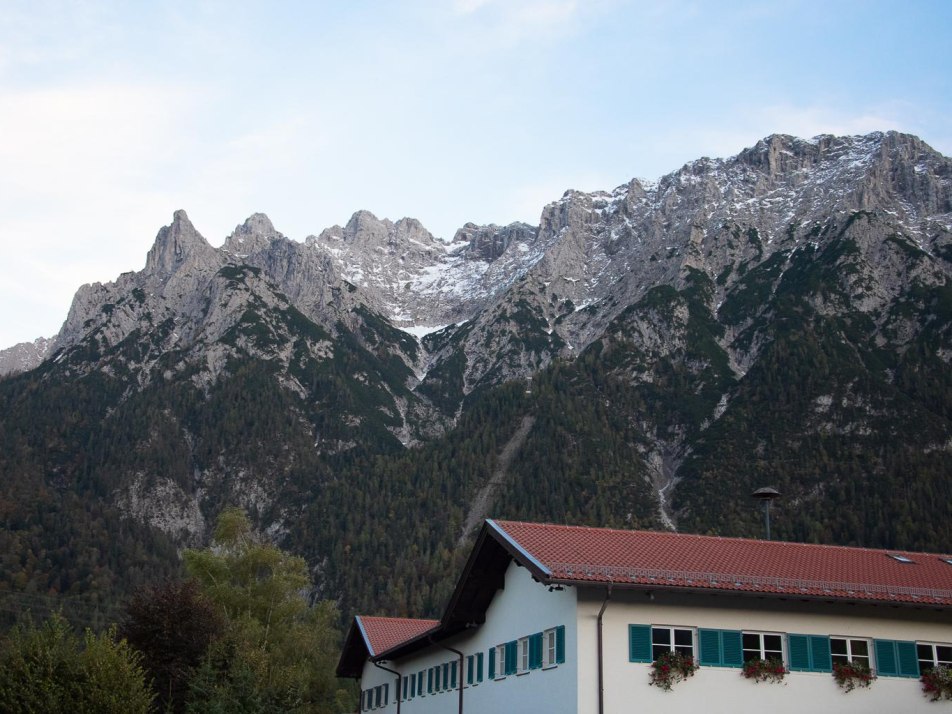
358;615;439;623
493;519;952;558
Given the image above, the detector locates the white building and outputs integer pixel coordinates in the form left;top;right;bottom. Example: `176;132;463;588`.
338;519;952;713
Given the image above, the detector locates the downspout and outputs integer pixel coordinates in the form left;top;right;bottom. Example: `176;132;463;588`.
372;660;401;714
597;582;613;714
429;635;465;714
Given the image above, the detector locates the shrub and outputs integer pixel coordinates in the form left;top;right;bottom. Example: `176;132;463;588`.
0;613;153;714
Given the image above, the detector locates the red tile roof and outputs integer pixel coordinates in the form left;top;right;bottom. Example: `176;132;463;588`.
357;616;439;656
493;520;952;606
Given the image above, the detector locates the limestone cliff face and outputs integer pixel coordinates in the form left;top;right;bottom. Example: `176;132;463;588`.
25;131;952;418
0;336;53;376
444;132;952;392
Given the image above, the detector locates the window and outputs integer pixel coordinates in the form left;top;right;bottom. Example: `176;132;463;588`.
417;670;424;697
488;628;563;680
542;626;565;667
465;652;484;684
374;685;382;708
830;637;870;667
743;632;784;663
887;554;915;563
493;643;507;678
467;654;481;685
518;636;530;673
652;626;694;660
545;628;558;667
435;664;442;692
918;642;952;674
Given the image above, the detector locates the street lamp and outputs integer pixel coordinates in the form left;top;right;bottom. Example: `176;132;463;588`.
751;487;780;540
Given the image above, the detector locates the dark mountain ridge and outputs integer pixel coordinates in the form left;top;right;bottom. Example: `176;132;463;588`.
1;131;950;622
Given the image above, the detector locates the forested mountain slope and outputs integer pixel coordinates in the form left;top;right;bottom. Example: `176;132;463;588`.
1;131;950;622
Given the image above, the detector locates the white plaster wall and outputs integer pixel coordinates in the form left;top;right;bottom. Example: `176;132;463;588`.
577;587;952;714
360;561;578;713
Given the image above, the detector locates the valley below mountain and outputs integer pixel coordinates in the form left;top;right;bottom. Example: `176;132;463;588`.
2;131;951;621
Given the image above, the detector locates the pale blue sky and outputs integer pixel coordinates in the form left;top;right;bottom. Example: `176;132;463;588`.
1;0;950;347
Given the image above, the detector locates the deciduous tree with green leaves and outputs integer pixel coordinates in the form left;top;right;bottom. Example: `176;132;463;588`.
0;612;153;714
183;507;353;713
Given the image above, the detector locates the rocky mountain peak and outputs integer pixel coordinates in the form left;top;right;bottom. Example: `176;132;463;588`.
222;213;283;256
343;210;391;239
0;336;53;376
144;209;217;277
452;222;539;263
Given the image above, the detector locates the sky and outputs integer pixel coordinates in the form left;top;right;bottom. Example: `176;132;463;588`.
1;0;951;348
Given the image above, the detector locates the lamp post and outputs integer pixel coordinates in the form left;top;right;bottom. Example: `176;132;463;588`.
751;487;780;540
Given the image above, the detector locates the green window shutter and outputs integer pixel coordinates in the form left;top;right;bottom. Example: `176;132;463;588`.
629;624;652;662
427;667;433;694
488;647;495;678
555;625;566;664
418;671;424;696
698;629;743;667
788;634;811;671
505;640;517;675
897;641;920;678
467;655;473;684
530;632;543;669
810;636;832;672
722;630;743;667
451;661;458;688
874;640;920;678
875;640;898;676
789;634;831;672
628;625;651;662
698;629;721;666
477;652;484;682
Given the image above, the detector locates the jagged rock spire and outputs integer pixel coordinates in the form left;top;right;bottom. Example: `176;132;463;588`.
145;210;217;276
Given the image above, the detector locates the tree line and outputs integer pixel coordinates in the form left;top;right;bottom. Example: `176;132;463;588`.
0;508;354;713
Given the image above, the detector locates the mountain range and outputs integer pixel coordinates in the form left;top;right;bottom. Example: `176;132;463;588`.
2;130;951;620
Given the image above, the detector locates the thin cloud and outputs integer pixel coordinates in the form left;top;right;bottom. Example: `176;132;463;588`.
450;0;582;44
